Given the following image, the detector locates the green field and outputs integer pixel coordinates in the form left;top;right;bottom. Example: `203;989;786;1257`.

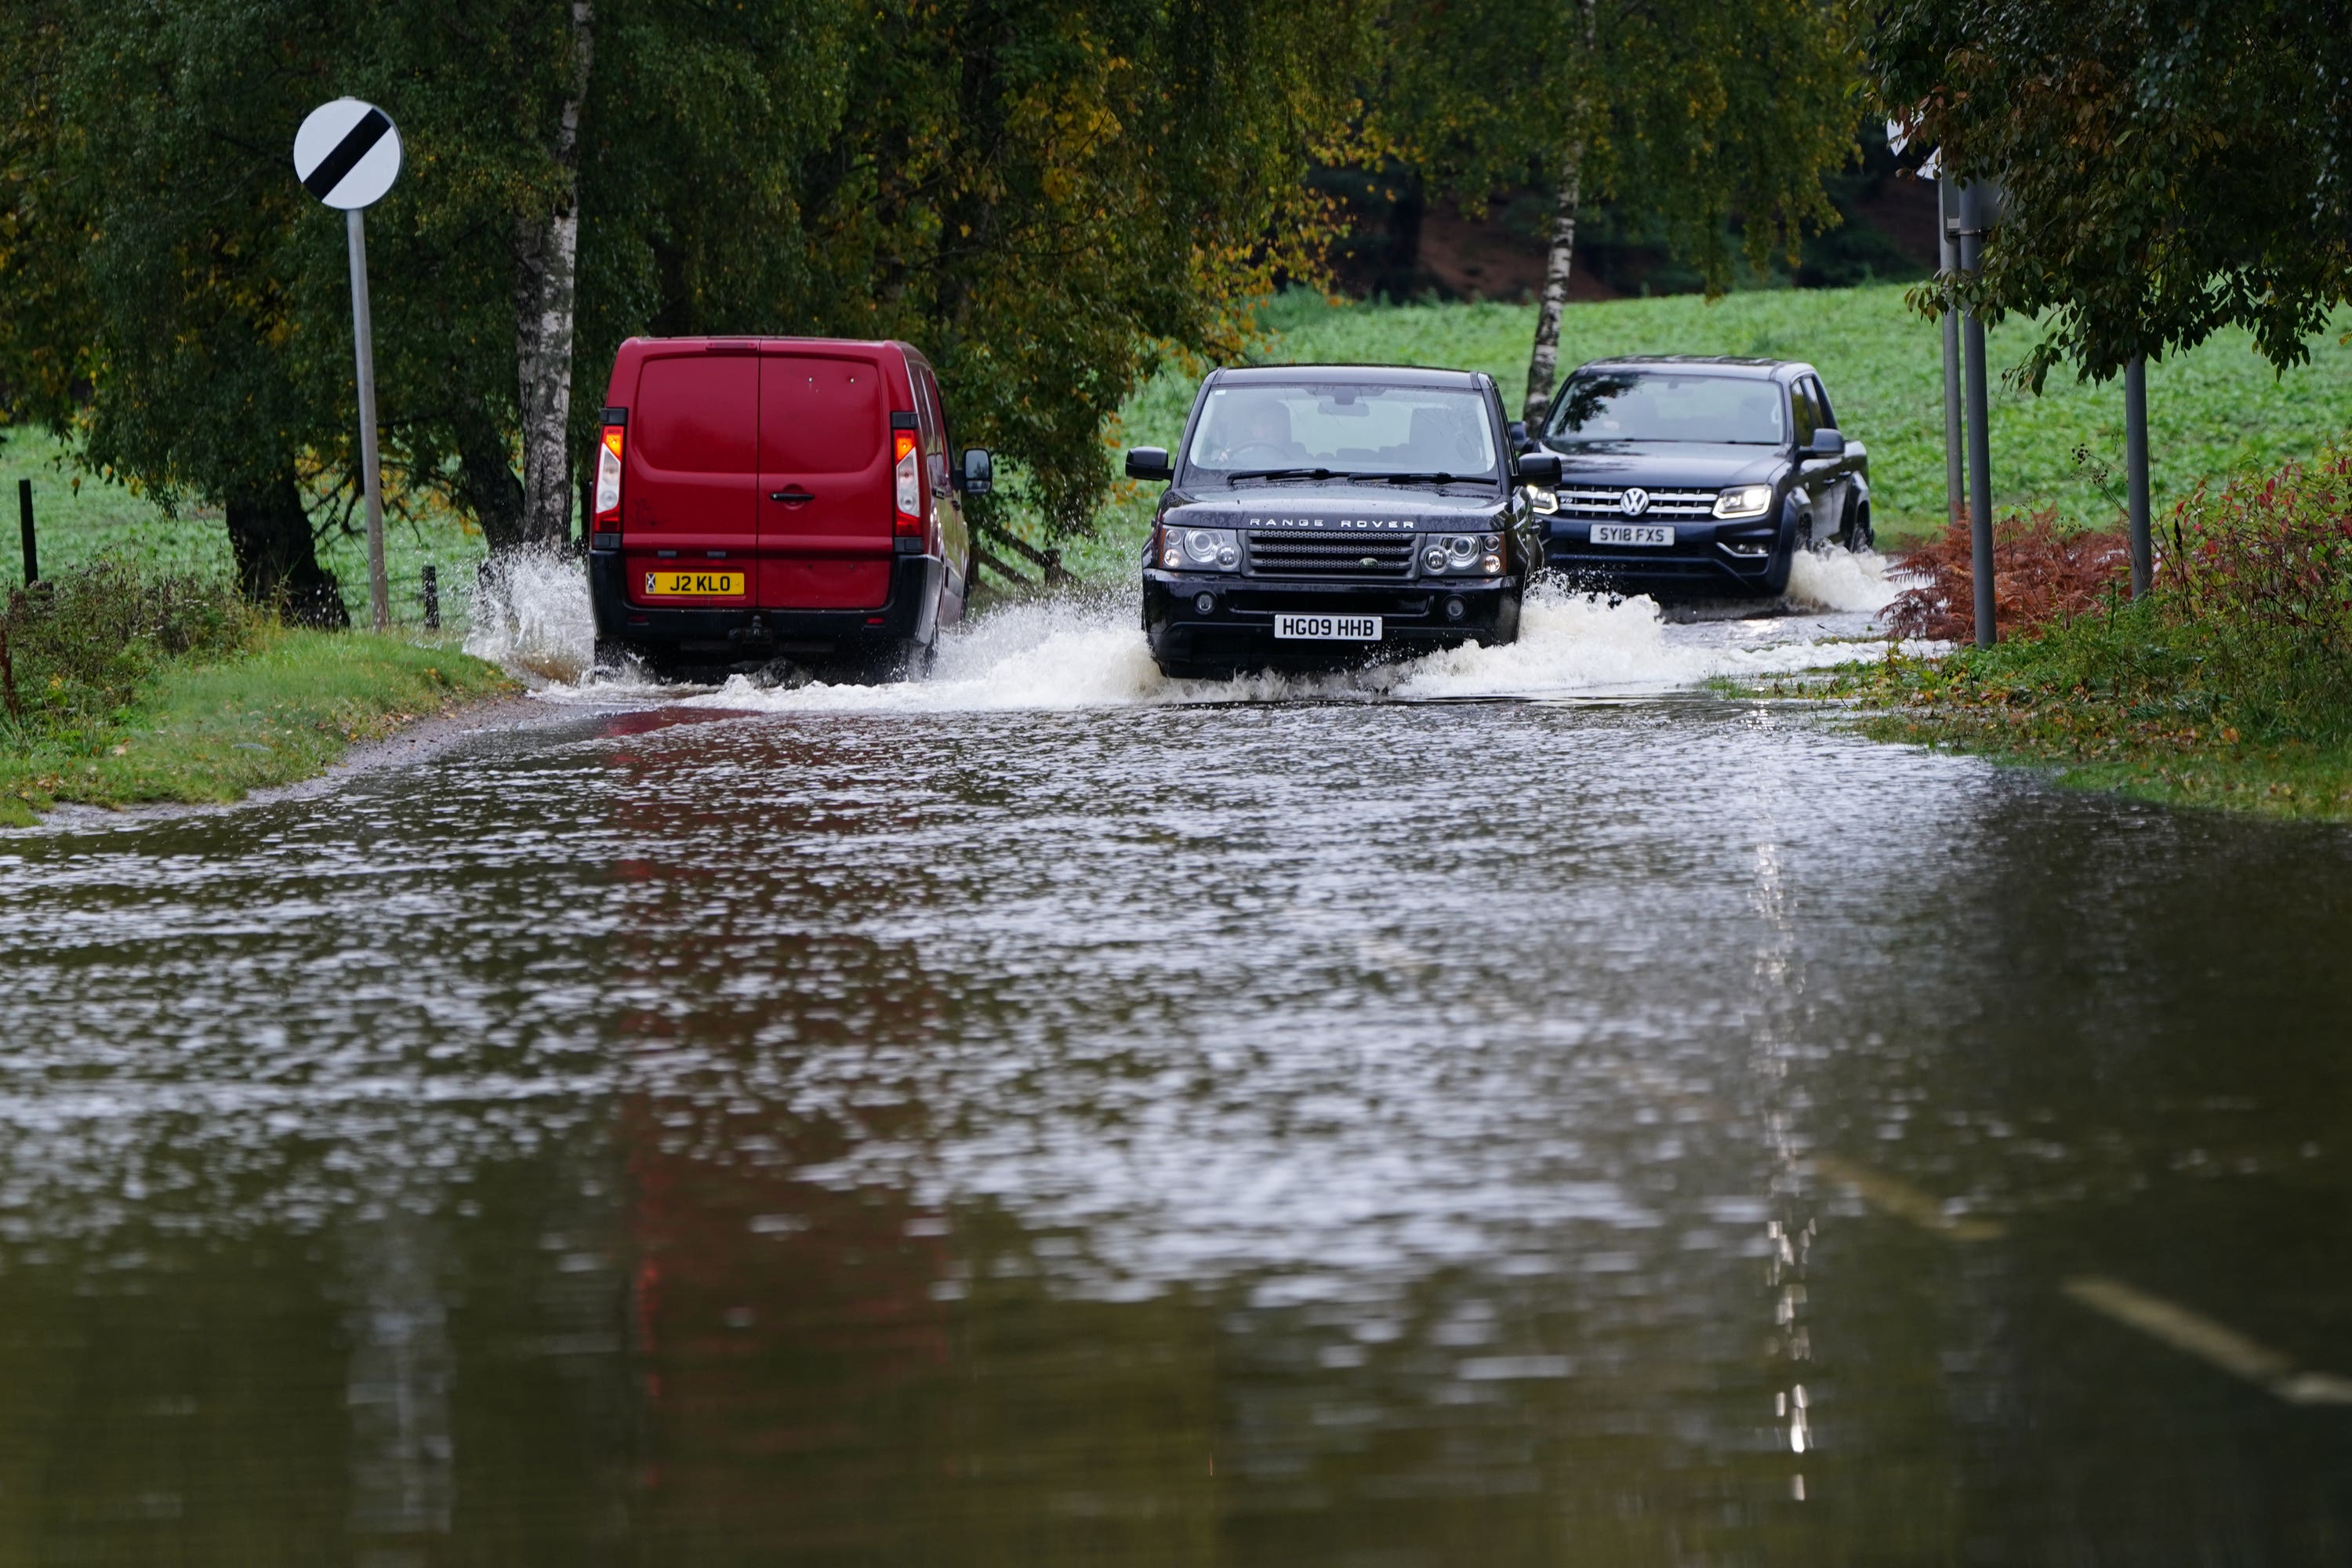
1061;284;2352;581
0;437;488;630
13;282;2352;599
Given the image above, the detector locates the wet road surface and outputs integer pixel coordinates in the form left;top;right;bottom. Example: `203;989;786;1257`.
4;582;2350;1564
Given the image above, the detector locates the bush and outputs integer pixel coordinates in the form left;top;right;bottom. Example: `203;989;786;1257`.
0;559;261;750
1886;510;2131;641
2161;450;2352;652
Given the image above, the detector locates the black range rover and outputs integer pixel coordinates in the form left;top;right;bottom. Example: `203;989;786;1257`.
1524;356;1871;599
1131;365;1556;677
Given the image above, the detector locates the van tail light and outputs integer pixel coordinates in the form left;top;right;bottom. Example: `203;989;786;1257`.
893;431;922;538
593;425;625;524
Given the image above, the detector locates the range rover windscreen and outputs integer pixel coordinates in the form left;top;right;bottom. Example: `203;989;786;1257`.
1185;383;1501;483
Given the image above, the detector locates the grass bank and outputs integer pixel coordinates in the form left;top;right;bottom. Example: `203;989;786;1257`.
2;561;511;826
1049;284;2352;584
1828;448;2352;820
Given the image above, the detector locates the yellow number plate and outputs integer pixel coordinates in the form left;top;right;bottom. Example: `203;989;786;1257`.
642;570;744;597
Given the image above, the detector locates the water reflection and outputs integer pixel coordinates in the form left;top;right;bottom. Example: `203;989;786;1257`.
2;694;2349;1561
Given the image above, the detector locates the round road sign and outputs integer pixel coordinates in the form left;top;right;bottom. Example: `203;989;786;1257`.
293;99;402;210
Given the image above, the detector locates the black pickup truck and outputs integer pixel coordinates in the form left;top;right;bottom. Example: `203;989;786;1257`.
1131;365;1555;677
1521;356;1871;599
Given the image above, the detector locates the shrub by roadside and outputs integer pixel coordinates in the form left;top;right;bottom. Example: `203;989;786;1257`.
1841;447;2352;818
1885;510;2132;641
2;559;513;826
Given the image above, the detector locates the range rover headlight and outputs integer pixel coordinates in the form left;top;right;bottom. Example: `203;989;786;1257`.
1714;484;1775;520
1421;533;1503;575
1172;525;1241;572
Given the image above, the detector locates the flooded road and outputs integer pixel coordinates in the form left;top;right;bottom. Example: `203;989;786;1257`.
5;571;2350;1563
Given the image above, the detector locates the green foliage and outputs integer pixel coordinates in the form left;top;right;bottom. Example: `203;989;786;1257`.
2;0;1381;564
1;561;261;750
1377;0;1861;289
1863;0;2352;383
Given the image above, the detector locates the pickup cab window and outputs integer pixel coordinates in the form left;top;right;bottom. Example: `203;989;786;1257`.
1548;372;1787;446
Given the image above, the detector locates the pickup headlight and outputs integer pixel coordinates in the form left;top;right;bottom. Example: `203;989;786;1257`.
1160;524;1240;572
1421;533;1505;575
1714;484;1775;520
1525;484;1559;516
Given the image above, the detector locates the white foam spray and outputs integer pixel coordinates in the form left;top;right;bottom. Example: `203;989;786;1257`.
478;543;1927;713
464;549;597;687
1784;544;1906;615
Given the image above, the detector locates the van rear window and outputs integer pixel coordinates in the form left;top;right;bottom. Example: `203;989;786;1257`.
760;357;885;474
635;356;758;473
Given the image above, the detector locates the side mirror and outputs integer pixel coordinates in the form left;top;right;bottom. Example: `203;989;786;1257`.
1808;426;1844;458
960;448;993;495
1516;450;1563;486
1125;446;1174;483
1508;419;1531;453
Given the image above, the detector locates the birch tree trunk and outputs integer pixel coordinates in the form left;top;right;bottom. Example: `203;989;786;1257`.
1522;0;1600;426
1521;142;1587;425
512;0;594;550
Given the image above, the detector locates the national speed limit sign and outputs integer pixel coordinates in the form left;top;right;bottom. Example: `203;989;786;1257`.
296;97;404;627
293;98;402;211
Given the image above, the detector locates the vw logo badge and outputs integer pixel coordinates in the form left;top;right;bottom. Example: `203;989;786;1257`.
1619;487;1651;517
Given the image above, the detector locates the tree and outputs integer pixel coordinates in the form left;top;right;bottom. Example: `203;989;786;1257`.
572;0;1377;539
1377;0;1863;420
1864;0;2352;386
2;0;1378;584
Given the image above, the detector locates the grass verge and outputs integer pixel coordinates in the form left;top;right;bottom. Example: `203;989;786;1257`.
2;561;512;826
1809;448;2352;820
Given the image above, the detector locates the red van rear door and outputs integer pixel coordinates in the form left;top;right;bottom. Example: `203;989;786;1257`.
757;349;893;610
623;346;758;608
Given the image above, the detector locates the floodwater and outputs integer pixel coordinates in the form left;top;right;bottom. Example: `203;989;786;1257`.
5;558;2350;1564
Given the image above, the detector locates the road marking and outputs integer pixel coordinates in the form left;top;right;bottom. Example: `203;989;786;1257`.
2062;1275;2352;1406
1806;1152;2005;1241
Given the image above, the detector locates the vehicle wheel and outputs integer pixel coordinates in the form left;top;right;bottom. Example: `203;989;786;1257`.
1762;532;1798;597
1844;514;1875;552
858;638;935;684
596;638;670;682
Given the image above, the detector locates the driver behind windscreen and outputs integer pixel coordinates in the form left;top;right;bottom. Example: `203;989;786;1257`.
1207;397;1306;466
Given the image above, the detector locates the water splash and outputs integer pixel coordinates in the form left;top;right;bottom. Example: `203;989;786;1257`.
636;583;1907;715
463;550;597;686
1785;544;1906;615
486;539;1923;713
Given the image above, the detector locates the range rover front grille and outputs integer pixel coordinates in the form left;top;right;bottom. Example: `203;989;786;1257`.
1246;529;1417;579
1553;487;1720;520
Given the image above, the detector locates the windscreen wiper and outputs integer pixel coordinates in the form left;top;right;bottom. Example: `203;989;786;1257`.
1225;467;1340;485
1344;470;1486;487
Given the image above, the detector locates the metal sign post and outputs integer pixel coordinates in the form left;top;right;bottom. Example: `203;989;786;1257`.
1937;178;1965;534
2125;356;2152;597
1957;179;1999;648
293;99;403;630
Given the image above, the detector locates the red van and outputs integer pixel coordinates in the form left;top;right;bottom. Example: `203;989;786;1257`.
586;337;992;677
